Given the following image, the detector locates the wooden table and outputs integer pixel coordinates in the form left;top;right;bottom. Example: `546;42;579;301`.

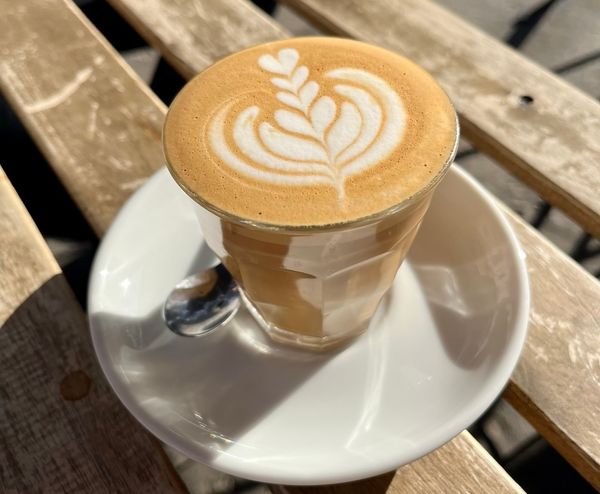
1;0;598;492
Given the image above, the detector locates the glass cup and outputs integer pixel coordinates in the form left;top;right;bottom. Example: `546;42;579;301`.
163;37;459;351
166;145;456;350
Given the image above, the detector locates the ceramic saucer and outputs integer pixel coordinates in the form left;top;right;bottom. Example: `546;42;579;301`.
88;166;529;485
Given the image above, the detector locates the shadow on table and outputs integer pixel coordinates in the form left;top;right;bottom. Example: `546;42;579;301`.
271;471;396;494
89;303;343;465
0;275;184;491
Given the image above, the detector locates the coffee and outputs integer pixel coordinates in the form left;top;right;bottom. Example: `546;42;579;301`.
164;38;458;349
164;37;456;226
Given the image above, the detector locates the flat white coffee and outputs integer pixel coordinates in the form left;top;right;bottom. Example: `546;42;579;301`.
164;37;457;226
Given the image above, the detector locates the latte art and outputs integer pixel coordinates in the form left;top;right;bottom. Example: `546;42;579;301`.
208;48;405;201
164;37;458;225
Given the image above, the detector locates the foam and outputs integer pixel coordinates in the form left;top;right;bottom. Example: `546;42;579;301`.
163;37;458;226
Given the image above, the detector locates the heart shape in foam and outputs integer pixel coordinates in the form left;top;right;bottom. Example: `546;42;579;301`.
258;48;299;75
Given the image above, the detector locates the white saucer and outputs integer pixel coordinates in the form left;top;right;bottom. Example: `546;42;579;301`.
89;166;529;485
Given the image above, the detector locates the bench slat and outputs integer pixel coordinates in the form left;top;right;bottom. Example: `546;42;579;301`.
280;432;524;494
279;0;600;239
0;169;186;493
107;0;288;79
0;0;520;491
504;209;600;488
0;0;166;236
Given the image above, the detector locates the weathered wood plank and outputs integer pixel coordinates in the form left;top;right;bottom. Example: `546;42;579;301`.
0;0;166;236
0;0;519;491
0;168;187;493
278;432;524;494
503;208;600;489
279;0;600;239
106;0;288;79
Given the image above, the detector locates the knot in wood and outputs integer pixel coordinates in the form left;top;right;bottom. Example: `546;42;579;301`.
60;370;92;401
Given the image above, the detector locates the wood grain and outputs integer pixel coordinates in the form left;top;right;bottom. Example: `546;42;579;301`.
106;0;288;79
280;0;600;239
0;169;187;493
0;0;167;236
277;432;524;494
503;208;600;489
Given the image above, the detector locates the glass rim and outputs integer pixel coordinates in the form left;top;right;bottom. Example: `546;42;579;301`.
163;37;460;233
165;117;458;233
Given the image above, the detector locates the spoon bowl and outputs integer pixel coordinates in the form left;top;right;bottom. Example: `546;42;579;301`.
163;263;240;336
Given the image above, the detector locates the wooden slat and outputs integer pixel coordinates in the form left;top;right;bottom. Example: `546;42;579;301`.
0;0;519;492
279;0;600;240
106;0;288;79
104;0;290;78
0;169;187;493
503;208;600;488
279;432;524;494
86;0;600;487
0;0;167;236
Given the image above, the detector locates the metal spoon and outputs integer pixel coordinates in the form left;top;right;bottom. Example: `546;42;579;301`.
163;263;240;336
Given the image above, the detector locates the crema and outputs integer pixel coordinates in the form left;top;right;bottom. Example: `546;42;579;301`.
164;37;457;226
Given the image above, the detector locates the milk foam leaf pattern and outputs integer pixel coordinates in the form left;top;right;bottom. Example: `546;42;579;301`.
327;102;362;161
276;92;305;112
208;48;406;201
308;97;334;138
291;66;309;90
274;110;318;138
259;123;329;163
298;81;319;110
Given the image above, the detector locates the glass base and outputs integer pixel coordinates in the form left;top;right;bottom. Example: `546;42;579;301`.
238;289;366;351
